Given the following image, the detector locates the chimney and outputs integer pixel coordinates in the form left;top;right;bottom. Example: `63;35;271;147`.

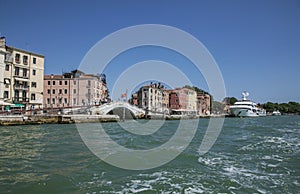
0;36;6;48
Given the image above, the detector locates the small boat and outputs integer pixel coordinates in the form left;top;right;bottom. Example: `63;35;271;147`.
272;110;281;116
229;92;266;117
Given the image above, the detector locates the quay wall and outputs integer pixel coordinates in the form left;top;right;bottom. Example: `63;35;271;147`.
0;115;120;126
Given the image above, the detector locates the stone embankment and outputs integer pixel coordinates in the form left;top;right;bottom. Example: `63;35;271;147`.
0;115;119;126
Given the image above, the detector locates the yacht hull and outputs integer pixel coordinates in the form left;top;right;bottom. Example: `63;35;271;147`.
229;108;259;117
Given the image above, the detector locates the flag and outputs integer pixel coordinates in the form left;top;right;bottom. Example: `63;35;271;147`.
121;93;127;98
121;89;128;99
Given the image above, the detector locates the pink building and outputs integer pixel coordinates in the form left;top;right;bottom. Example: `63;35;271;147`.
43;70;108;108
169;87;197;115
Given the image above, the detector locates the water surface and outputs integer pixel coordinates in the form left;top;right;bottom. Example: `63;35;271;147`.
0;116;299;193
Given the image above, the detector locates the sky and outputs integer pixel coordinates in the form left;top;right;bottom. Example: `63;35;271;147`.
1;0;300;103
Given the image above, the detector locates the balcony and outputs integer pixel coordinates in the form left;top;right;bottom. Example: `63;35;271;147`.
13;97;29;103
14;85;29;90
14;75;29;80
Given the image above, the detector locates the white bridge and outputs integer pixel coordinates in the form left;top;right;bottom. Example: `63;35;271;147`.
90;101;145;118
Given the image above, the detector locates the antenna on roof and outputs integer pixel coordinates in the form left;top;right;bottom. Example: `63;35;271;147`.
242;91;249;100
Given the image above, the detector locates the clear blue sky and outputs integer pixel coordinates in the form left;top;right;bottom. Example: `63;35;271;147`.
1;0;299;103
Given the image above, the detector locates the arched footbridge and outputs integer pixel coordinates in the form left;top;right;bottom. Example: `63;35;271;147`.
90;102;145;119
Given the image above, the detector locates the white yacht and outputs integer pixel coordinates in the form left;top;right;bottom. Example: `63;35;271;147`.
229;92;266;117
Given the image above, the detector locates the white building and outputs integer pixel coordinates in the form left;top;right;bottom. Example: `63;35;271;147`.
0;37;6;102
136;83;169;114
1;37;45;110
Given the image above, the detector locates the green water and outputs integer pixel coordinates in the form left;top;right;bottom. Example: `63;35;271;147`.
0;116;299;193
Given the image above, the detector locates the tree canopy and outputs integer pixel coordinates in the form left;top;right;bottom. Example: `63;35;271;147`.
223;97;238;105
262;101;300;114
183;85;210;95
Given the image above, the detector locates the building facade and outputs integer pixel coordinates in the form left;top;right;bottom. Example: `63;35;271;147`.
131;84;211;115
43;70;108;108
169;87;197;115
0;38;5;101
0;37;44;110
197;92;211;115
135;82;169;114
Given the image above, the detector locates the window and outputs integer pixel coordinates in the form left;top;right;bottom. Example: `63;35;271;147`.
4;91;9;98
5;64;9;71
73;98;76;105
65;80;67;85
23;56;28;65
47;98;50;104
33;57;36;64
47;89;50;94
22;91;26;99
4;78;10;85
52;89;55;94
31;82;37;88
48;81;50;85
59;89;62;94
59;98;62;104
15;53;20;63
73;89;76;94
32;69;36;76
14;67;19;76
64;89;67;94
52;98;55;104
64;98;67;104
74;80;76;85
23;68;27;77
52;81;55;85
31;93;36;100
88;80;91;86
59;80;62;85
14;90;19;98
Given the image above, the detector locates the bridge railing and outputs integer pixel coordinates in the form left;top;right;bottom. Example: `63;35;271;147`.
90;101;145;116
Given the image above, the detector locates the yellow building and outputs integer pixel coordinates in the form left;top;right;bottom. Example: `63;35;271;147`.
1;37;44;110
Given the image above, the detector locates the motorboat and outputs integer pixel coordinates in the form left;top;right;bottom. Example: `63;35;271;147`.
272;110;281;116
229;92;266;117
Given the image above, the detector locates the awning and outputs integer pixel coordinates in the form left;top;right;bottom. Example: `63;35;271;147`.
0;100;14;106
11;103;25;107
15;77;29;82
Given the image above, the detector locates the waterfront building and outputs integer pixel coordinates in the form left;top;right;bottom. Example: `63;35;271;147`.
0;38;5;102
134;82;169;114
0;37;44;110
43;70;108;108
197;92;211;115
130;93;138;106
161;89;170;114
169;87;197;115
132;84;209;115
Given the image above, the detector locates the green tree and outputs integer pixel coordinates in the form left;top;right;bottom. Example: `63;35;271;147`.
223;97;238;105
262;101;300;114
211;101;225;114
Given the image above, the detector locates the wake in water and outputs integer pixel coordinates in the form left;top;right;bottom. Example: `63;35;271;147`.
0;116;299;193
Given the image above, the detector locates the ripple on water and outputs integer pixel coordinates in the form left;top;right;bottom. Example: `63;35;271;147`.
1;116;299;193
